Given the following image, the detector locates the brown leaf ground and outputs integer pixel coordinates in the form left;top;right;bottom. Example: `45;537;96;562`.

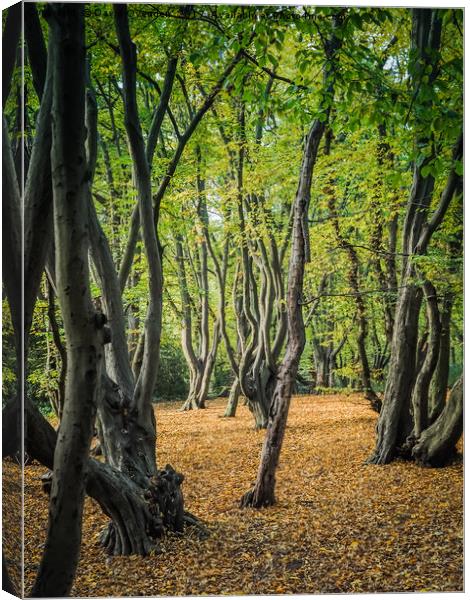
6;394;464;596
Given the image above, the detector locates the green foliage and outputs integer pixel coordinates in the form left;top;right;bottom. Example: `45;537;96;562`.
22;6;462;406
155;341;189;402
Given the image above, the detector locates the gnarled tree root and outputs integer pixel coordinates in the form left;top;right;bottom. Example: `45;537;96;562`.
240;487;275;509
25;401;201;557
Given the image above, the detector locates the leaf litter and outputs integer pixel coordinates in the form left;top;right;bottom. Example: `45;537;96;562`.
4;393;462;596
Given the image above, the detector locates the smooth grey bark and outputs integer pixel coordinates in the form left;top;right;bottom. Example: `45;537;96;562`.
31;6;105;596
84;80;161;490
114;4;163;472
2;3;23;344
117;53;180;292
24;2;48;100
412;375;463;466
410;280;441;438
85;85;135;403
23;57;53;341
2;118;21;350
2;48;23;554
429;291;452;423
46;280;67;420
223;378;241;417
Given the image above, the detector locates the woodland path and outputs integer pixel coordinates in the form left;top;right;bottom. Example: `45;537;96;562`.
15;394;462;595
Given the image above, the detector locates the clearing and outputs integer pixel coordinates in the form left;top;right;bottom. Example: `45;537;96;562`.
15;394;463;595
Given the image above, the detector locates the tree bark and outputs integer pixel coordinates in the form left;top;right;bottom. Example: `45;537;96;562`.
368;9;462;464
175;216;221;412
23;398;177;558
223;378;241;417
409;281;441;438
31;6;105;596
241;117;326;507
429;222;461;423
2;3;21;109
114;4;163;473
412;375;462;467
429;292;452;423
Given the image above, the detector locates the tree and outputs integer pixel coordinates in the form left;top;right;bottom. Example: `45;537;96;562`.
241;10;344;507
31;5;106;595
369;8;462;464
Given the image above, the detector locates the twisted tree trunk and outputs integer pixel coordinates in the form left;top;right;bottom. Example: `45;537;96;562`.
412;375;463;467
369;9;462;464
241;117;325;507
241;12;343;507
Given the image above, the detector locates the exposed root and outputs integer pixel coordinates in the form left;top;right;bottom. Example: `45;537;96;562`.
240;488;275;509
183;511;210;539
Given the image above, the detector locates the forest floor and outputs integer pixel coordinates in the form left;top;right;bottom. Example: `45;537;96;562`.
5;393;464;595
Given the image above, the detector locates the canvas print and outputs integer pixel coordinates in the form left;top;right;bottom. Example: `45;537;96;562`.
2;1;463;597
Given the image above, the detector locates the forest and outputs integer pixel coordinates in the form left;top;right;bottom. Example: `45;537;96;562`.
2;2;463;597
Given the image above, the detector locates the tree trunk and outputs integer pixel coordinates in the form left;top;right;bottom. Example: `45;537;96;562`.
409;281;441;438
241;12;343;507
223;378;241;417
24;399;181;558
2;3;22;110
429;292;452;423
32;6;106;595
176;229;221;412
369;272;423;464
368;9;462;465
239;359;276;429
114;3;163;478
412;375;462;466
428;223;461;423
313;345;331;388
240;117;324;507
